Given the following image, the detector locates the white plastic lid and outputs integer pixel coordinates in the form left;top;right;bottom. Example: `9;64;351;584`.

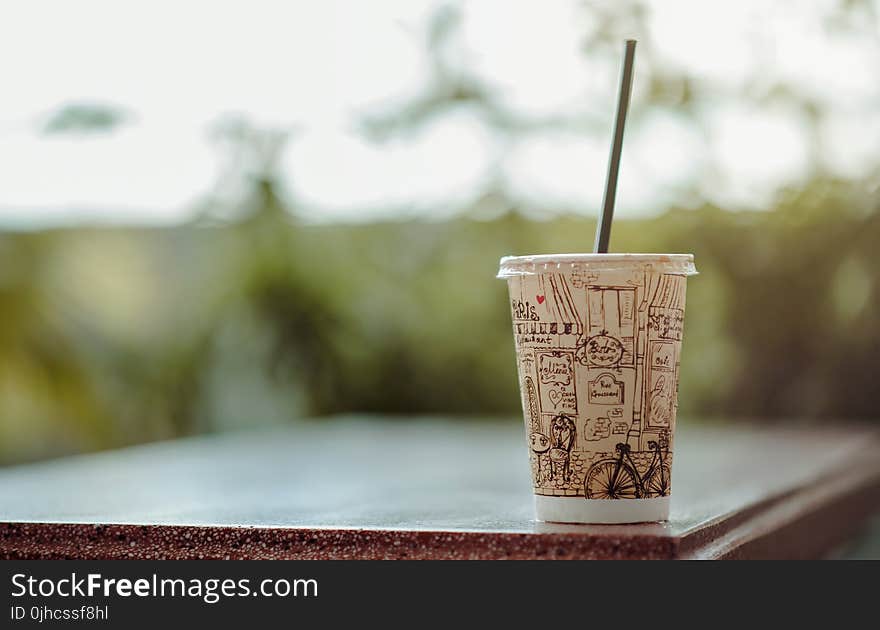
497;253;697;278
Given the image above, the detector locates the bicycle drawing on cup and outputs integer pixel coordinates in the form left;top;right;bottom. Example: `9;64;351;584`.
584;430;671;499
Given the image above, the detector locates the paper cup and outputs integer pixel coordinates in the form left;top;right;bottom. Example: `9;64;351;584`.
498;254;697;524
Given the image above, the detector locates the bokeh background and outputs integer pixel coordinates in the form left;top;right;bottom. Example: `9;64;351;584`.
1;0;878;465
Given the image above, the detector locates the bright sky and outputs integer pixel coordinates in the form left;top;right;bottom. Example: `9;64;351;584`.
0;0;878;225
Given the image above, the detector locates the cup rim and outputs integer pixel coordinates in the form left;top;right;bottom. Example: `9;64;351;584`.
497;253;697;278
500;252;694;265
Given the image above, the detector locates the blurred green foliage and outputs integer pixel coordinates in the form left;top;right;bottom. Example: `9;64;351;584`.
1;174;878;465
2;1;878;465
42;103;131;135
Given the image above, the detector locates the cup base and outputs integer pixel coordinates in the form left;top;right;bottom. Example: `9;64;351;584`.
534;495;670;524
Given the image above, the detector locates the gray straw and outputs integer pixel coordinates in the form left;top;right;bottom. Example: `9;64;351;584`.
593;39;637;254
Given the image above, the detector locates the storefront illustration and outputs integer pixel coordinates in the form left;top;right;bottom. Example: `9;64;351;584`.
511;268;687;499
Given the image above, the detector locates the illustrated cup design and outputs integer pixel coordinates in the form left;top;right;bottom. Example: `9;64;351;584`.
498;254;697;524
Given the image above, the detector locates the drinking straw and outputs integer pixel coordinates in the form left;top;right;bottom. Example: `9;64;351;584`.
593;39;637;254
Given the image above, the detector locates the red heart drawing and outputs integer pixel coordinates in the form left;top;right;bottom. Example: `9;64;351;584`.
536;295;545;304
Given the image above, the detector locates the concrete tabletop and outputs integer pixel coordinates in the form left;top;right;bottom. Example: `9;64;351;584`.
1;418;878;559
